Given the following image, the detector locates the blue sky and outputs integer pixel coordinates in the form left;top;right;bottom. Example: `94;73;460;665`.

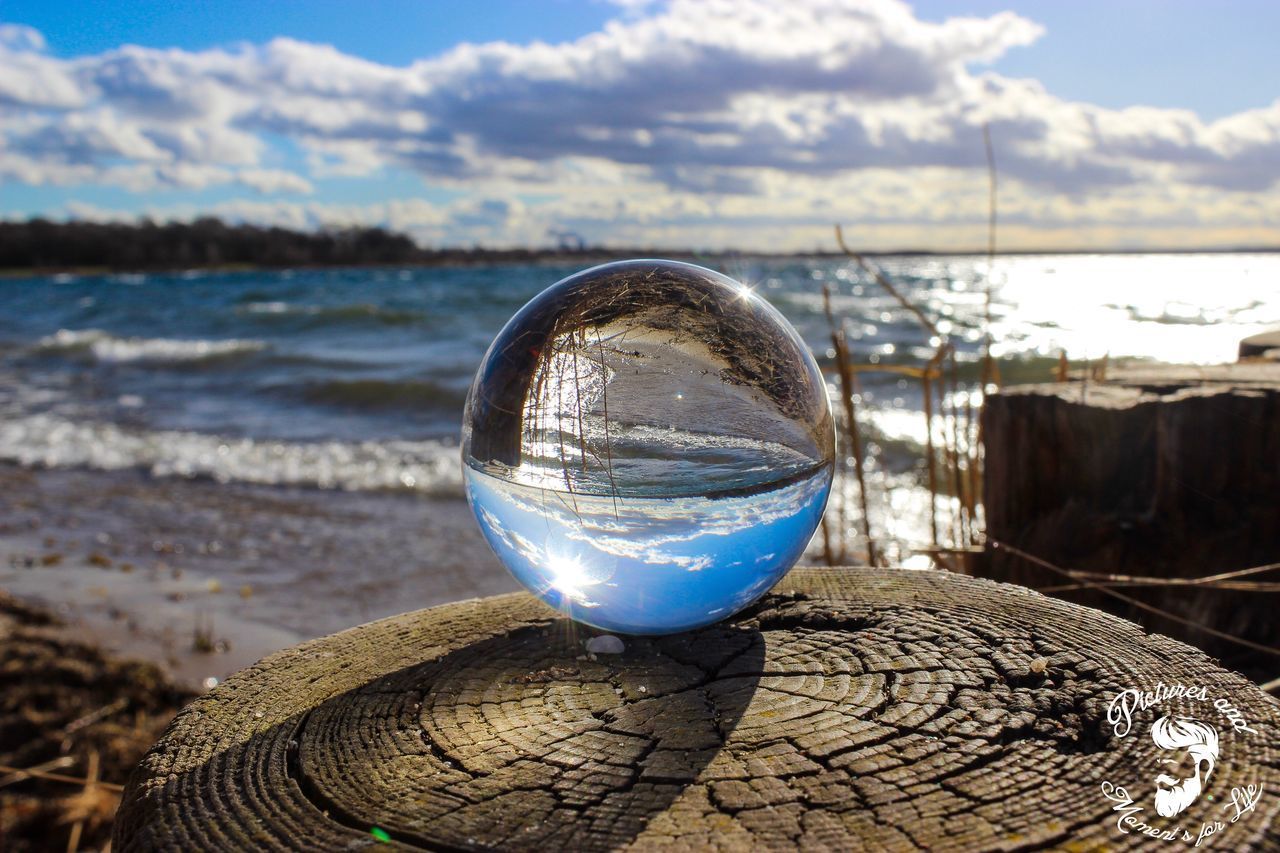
2;0;1279;250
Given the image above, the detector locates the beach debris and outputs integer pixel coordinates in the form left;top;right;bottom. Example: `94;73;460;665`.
61;698;130;737
239;584;254;600
192;613;218;653
207;579;223;594
202;676;219;690
586;634;625;655
86;552;112;568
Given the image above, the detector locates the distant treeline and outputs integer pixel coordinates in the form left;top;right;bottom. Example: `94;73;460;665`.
0;217;646;271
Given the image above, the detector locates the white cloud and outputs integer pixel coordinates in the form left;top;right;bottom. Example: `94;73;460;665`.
2;0;1280;249
236;168;314;194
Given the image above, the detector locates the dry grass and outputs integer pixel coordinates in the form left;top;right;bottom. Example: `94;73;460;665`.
0;591;194;851
819;224;991;570
817;125;1001;571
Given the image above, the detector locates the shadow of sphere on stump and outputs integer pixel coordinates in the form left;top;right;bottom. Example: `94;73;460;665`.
292;621;766;849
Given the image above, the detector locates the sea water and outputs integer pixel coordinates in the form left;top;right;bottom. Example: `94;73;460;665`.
2;253;1275;576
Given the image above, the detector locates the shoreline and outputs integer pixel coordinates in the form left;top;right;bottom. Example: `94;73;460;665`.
6;245;1280;280
0;462;517;690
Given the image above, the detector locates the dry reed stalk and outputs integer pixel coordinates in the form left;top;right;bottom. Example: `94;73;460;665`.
1037;559;1280;592
571;339;589;474
946;349;973;548
0;756;74;789
938;364;962;549
833;125;1003;564
846;364;931;378
1055;351;1069;382
593;328;620;518
964;123;1001;556
921;352;942;551
835;226;940;339
1094;352;1110;382
60;698;129;738
835;224;959;565
0;764;125;794
991;539;1280;659
819;513;836;566
65;750;98;853
983;123;997;318
1040;580;1280;593
823;284;878;566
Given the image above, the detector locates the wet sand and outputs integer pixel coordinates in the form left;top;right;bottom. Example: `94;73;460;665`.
0;462;516;689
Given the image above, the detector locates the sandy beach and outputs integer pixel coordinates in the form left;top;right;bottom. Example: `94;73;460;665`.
0;462;517;690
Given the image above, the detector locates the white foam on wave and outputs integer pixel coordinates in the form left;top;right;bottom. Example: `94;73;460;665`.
240;300;292;315
36;328;267;364
0;413;463;495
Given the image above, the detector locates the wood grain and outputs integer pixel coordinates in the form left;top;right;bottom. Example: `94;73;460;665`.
114;568;1280;850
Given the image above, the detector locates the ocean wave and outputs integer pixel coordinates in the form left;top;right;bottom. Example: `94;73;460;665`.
35;329;267;365
0;413;463;495
238;301;426;326
299;378;468;411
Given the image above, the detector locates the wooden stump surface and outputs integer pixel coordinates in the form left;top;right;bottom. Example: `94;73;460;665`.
114;568;1280;851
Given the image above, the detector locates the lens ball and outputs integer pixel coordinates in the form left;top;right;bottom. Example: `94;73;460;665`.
462;260;834;634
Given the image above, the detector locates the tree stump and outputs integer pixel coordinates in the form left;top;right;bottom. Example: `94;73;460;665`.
980;361;1280;679
114;568;1280;851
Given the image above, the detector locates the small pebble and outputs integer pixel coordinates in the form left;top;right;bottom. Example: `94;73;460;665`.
638;685;647;694
1029;657;1048;675
586;634;625;655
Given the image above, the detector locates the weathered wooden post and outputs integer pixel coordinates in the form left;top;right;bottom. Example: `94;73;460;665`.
980;357;1280;676
114;568;1278;850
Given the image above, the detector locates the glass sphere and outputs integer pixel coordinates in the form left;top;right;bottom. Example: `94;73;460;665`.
461;260;835;634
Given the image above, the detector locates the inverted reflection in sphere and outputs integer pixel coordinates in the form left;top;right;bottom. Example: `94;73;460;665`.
462;260;835;634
